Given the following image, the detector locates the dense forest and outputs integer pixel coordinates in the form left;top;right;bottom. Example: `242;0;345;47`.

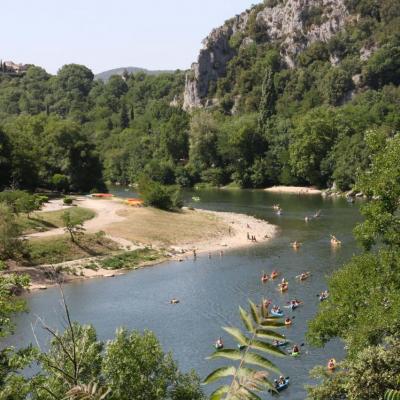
0;0;399;194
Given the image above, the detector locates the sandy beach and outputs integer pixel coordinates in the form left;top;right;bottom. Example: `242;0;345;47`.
17;197;277;290
264;186;322;195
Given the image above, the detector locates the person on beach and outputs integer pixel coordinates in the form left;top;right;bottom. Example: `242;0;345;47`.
220;250;224;257
247;232;250;240
208;252;212;259
193;249;197;259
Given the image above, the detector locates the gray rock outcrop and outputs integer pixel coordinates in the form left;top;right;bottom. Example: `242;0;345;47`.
183;0;351;110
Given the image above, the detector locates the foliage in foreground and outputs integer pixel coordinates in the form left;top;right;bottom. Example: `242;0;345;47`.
205;300;286;399
307;130;400;397
0;291;204;400
307;337;400;400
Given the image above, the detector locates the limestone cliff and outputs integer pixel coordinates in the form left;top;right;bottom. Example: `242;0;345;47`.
183;0;351;110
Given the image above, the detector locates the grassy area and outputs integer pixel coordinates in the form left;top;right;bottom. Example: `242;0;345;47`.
19;207;96;234
99;248;163;270
106;207;228;247
28;233;118;265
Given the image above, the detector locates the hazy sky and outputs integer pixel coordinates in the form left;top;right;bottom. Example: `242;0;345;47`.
3;0;257;74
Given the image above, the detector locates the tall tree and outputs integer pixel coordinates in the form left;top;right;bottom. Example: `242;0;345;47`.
257;66;276;134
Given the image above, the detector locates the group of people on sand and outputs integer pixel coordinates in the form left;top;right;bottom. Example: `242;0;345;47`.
247;232;258;242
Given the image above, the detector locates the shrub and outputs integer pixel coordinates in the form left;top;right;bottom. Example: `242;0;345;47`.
138;176;182;211
63;197;73;205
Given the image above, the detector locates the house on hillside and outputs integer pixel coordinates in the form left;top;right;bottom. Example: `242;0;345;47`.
1;60;28;74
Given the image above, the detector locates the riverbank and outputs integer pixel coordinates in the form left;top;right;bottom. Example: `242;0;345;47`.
264;186;322;195
6;197;277;291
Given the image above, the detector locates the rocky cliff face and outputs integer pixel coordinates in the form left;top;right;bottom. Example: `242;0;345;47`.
183;0;351;110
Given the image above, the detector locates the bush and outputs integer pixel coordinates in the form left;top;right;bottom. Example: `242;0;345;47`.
63;197;74;205
51;173;70;192
138;176;182;211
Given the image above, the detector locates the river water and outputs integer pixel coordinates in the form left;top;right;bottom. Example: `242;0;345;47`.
6;189;362;399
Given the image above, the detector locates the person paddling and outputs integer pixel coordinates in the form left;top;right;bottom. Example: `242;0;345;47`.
292;344;300;355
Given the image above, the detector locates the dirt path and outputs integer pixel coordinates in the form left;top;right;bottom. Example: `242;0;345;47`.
28;197;130;241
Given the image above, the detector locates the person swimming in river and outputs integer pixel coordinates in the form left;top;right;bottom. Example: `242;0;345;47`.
272;305;281;313
170;298;179;304
261;273;269;283
285;317;292;326
292;344;300;354
291;241;301;249
215;337;224;349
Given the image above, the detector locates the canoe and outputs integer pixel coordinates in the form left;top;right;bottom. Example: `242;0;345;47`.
285;303;300;310
271;378;290;392
298;273;311;281
279;284;288;292
270;309;284;317
273;341;289;347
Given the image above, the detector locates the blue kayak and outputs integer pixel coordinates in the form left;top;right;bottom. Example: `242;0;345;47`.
270;377;290;393
270;309;284;317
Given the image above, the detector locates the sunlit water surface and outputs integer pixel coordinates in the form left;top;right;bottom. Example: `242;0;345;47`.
5;189;362;399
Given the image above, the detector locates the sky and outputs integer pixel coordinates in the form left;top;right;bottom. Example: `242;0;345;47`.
2;0;258;75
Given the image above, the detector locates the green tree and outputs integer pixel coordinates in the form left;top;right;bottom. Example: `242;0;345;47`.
289;107;338;186
258;66;276;133
307;337;400;400
62;210;86;243
0;203;24;260
0;129;12;190
119;102;129;129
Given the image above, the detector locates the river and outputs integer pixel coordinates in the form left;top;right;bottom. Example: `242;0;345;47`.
6;189;362;399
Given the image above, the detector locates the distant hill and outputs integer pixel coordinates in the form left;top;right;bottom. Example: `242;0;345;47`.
95;67;174;81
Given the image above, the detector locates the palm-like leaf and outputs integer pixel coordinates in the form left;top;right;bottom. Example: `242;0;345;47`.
249;301;260;325
255;328;286;341
204;366;237;384
260;319;286;328
205;300;286;399
385;389;400;400
223;327;249;346
250;339;287;357
239;306;254;333
209;385;230;400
